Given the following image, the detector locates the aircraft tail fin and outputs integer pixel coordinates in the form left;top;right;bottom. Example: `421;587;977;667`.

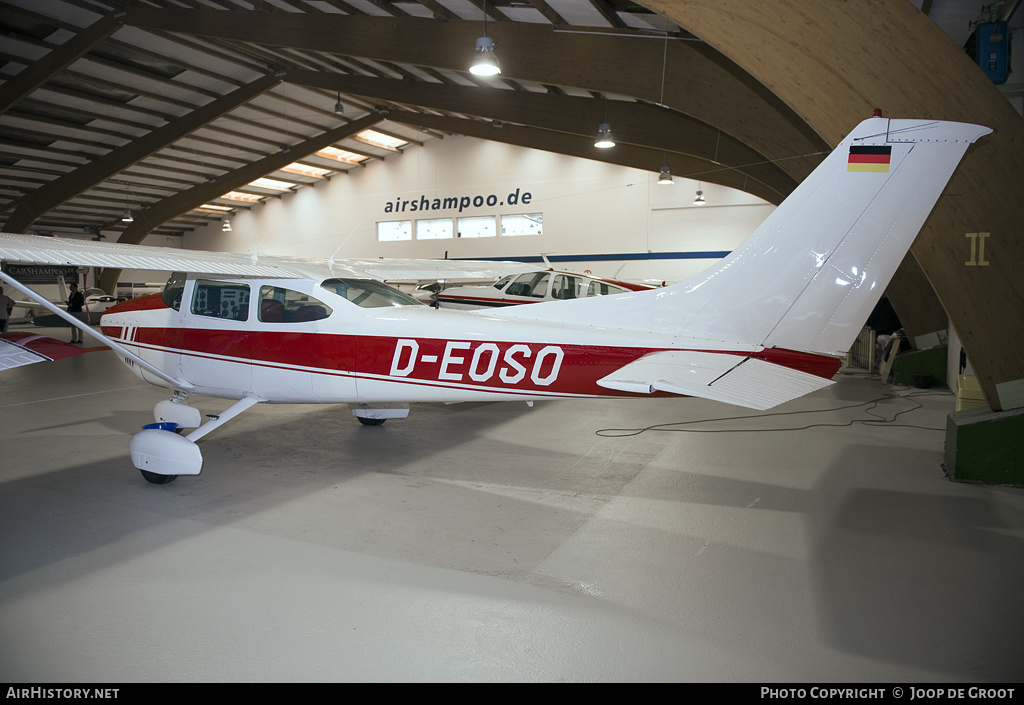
490;115;990;357
717;116;990;356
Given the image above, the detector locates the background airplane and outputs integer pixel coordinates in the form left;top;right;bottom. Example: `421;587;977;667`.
9;276;122;325
429;266;656;309
0;115;991;486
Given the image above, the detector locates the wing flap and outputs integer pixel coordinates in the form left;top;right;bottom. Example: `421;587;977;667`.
597;350;834;410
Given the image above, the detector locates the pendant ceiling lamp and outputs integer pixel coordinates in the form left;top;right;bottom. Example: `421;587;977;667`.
470;0;501;77
594;94;615;149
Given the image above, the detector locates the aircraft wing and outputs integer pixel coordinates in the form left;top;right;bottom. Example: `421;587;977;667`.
0;332;94;371
0;232;307;277
596;350;835;410
0;232;535;282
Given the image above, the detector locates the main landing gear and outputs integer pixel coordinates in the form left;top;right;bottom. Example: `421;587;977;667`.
131;398;410;483
131;393;260;485
140;469;178;485
349;402;409;427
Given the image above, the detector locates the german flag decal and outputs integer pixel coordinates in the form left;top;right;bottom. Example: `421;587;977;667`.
848;145;892;172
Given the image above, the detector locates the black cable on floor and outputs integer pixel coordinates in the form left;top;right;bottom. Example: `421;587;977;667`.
595;387;953;438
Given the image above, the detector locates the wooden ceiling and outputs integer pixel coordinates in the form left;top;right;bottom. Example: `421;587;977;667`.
0;0;833;243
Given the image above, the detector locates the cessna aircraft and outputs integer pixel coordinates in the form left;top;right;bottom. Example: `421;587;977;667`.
0;115;990;485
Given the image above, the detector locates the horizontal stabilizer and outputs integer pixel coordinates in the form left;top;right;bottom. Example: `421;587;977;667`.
596;350;834;410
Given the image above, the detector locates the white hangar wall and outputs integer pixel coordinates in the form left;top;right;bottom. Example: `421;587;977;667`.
184;134;775;284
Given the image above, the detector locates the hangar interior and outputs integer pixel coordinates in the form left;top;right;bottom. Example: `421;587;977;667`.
1;0;1023;682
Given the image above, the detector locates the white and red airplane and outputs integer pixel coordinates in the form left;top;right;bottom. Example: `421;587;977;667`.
0;115;990;485
430;263;655;309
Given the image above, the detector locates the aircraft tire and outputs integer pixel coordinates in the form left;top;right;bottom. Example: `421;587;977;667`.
140;469;178;485
356;417;386;426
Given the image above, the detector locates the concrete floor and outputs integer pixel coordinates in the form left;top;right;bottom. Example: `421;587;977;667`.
1;325;1023;682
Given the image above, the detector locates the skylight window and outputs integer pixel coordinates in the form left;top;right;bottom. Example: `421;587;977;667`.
195;203;233;212
219;191;264;203
281;163;332;179
248;177;297;191
356;130;407;151
315;146;367;165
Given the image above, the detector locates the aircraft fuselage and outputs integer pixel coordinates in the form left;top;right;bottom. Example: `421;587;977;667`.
100;279;839;405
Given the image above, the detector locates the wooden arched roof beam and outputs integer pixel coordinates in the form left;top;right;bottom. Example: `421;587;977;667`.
120;7;828;183
0;13;123;118
95;112;381;294
286;70;797;203
388;109;763;198
4;75;282;234
640;0;1024;410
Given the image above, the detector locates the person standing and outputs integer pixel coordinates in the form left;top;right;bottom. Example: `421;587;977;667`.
0;286;13;334
67;282;85;343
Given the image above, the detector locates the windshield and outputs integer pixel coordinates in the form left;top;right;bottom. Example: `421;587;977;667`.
162;271;186;311
320;278;422;308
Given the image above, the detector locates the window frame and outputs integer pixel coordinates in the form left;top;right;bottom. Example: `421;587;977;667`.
258;284;333;323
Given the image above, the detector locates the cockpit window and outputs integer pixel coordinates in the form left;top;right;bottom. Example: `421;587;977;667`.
259;285;332;323
506;272;549;298
493;275;514;291
551;274;582;300
587;281;629;297
191;280;250;321
320;278;422;308
162;271;186;311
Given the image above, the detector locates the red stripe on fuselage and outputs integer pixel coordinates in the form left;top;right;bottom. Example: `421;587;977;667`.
104;292;168;315
752;347;842;379
110;326;840;398
436;294;529;306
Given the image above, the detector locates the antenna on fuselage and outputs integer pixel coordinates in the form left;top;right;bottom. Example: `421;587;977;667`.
327;222;361;270
247;209;285;263
249;228;270;264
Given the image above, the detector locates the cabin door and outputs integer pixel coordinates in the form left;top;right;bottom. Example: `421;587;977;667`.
179;278;253;395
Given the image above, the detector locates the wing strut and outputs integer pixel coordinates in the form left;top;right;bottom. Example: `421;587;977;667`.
185;396;259;442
